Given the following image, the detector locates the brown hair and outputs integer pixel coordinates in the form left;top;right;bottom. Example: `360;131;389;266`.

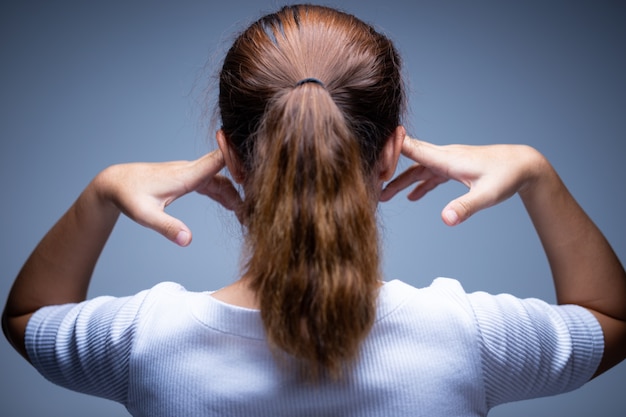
218;4;405;378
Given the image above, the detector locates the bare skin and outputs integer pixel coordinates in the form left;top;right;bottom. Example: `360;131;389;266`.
3;133;625;378
381;137;626;376
2;150;240;358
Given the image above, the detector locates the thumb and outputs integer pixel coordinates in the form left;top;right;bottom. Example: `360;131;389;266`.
162;216;192;246
137;207;192;246
441;190;485;226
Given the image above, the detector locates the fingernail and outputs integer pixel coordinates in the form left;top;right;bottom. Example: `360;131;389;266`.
175;230;190;246
444;209;459;225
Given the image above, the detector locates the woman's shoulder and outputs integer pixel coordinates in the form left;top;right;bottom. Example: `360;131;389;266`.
380;277;471;306
377;277;477;325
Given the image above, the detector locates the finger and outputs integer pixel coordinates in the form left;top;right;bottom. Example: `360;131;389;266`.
187;150;226;190
401;136;431;162
129;201;192;246
406;175;449;201
197;175;243;211
197;175;245;223
441;186;494;226
381;162;449;202
196;149;225;171
380;164;429;201
401;137;449;177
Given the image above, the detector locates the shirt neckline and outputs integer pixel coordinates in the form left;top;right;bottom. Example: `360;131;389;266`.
190;280;411;340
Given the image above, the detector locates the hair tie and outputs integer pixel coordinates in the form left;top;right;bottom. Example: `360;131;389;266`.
295;78;325;88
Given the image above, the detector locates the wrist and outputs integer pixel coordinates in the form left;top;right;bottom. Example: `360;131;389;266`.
89;166;123;217
517;147;556;201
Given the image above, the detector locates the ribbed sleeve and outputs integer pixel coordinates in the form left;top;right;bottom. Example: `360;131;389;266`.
468;292;604;408
23;279;606;416
25;291;149;403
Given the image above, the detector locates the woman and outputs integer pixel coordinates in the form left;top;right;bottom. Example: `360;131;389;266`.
3;4;625;416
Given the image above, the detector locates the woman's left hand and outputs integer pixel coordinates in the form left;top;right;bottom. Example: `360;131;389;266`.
380;136;542;226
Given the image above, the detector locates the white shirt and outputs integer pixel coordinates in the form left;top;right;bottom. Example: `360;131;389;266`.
26;278;603;416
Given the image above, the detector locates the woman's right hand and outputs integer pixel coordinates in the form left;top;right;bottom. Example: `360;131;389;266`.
96;149;243;246
380;136;546;226
3;149;244;359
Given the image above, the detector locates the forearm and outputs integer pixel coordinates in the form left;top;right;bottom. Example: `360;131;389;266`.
2;151;229;359
2;174;120;357
520;153;626;373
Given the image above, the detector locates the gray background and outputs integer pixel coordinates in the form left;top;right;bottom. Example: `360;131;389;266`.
1;1;624;416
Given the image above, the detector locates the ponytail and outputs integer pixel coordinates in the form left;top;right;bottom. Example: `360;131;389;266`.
217;4;405;379
243;83;380;378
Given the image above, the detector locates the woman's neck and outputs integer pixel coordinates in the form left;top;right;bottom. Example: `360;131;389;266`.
210;277;259;309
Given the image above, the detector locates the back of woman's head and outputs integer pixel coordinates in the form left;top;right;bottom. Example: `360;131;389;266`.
218;4;405;378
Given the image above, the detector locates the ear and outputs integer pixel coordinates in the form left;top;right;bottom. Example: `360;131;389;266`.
216;129;245;184
378;125;405;182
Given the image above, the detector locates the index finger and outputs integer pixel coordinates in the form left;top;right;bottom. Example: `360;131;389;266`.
186;149;226;189
401;136;437;162
194;149;225;175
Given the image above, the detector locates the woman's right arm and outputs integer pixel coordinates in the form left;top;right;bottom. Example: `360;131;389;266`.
2;149;241;360
381;137;626;376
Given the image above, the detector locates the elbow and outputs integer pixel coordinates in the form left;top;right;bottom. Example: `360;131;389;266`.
1;306;31;362
591;312;626;378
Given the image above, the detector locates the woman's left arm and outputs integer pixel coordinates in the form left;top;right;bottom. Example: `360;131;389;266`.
382;137;626;376
2;150;238;359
